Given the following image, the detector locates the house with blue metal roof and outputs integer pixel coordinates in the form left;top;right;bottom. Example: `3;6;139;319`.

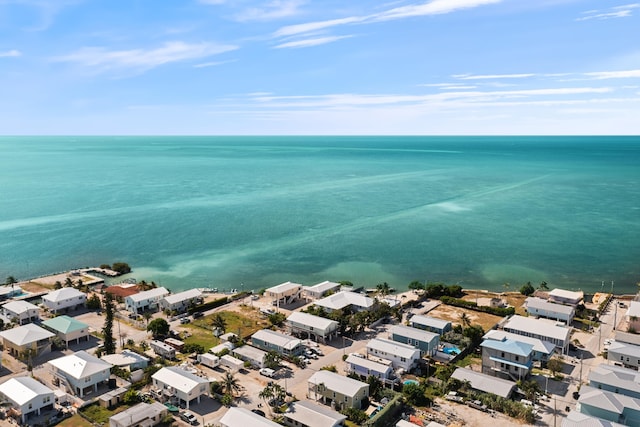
481;338;533;381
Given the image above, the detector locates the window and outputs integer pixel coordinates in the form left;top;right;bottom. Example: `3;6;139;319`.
501;352;505;357
515;356;519;361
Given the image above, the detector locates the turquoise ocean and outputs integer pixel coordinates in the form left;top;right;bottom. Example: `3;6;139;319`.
1;136;639;294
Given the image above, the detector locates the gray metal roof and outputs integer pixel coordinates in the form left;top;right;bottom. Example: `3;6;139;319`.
450;368;515;398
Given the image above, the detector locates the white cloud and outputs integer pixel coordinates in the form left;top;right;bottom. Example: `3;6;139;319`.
274;0;501;38
577;3;639;21
235;0;305;22
55;41;238;74
274;35;352;49
0;49;22;57
453;73;535;80
193;59;237;68
584;69;640;79
198;0;228;4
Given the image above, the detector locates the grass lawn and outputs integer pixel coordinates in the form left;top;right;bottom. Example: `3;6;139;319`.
428;304;503;331
57;414;94;427
79;403;130;424
183;308;268;350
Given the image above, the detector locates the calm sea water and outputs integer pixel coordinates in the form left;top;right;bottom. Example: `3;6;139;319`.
1;136;639;294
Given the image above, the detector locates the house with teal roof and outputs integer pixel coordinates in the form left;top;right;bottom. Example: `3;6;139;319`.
481;338;533;381
42;315;90;347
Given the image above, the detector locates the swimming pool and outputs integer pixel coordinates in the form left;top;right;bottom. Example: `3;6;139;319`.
403;379;419;386
443;346;461;355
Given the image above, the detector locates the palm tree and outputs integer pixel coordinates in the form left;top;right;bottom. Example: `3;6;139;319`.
539;281;549;290
64;278;73;288
376;282;391;297
143;312;152;326
459;312;471;331
258;385;274;415
222;371;241;397
212;314;227;334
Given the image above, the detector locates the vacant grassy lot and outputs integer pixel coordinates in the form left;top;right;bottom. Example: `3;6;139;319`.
79;403;130;424
428;303;503;331
183;307;268;350
57;414;94;427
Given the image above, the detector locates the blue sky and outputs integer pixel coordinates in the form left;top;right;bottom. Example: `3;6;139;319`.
1;0;639;135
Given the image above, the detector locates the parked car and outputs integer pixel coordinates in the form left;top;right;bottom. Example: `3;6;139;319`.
180;411;198;425
259;368;275;378
192;312;204;319
251;409;266;417
180;318;191;324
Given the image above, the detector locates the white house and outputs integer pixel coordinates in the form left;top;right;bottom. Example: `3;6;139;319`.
101;350;150;371
283;400;347;427
345;354;395;383
483;330;556;363
450;367;516;399
220;407;281;427
251;329;303;357
366;338;421;372
548;288;584;306
0;377;55;424
308;370;369;410
287;311;339;342
607;341;640;370
265;282;303;307
0;323;55;358
303;281;342;301
313;291;374;313
42;315;90;347
150;340;176;359
1;300;40;325
152;366;210;409
48;351;112;398
589;364;640;399
109;402;168;427
480;338;533;381
524;297;575;324
42;288;86;314
159;289;202;313
125;287;169;314
627;302;640;332
233;345;267;369
502;315;571;354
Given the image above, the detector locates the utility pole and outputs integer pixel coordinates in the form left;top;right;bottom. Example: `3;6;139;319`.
554;396;557;427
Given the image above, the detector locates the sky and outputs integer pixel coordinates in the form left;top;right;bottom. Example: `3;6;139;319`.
1;0;639;135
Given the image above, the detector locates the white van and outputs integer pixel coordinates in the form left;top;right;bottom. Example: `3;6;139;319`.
259;368;275;378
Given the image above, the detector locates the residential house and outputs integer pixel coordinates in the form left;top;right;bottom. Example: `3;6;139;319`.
524;297;575;324
220;407;281;427
101;350;150;371
0;300;39;325
577;385;640;426
109;402;168;427
480;338;533;381
265;282;303;307
409;315;452;335
345;354;395;384
389;325;440;357
42;315;90;347
251;329;303;357
99;387;128;408
0;323;55;358
0;377;55;424
450;367;516;398
159;289;202;314
152;366;210;409
308;370;369;410
563;411;626;427
483;330;556;363
150;340;176;359
502;315;571;354
548;289;584;306
104;284;139;302
233;345;267;369
283;400;347;427
0;284;23;300
48;350;112;398
287;311;339;342
42;288;86;314
303;281;342;301
125;287;169;314
607;341;640;370
313;291;375;313
589;364;640;399
627;302;640;333
366;338;421;372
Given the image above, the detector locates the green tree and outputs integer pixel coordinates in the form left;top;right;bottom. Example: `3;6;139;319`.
182;343;205;354
408;280;425;291
367;375;383;400
520;282;535;296
64;277;73;288
111;262;131;274
54;281;62;290
147;318;170;338
222;371;241;397
517;379;542;402
212;314;227;334
376;282;391;297
258;384;274;415
459;312;471;331
267;312;286;328
143;312;152;326
547;357;564;377
320;365;337;372
5;276;17;287
102;292;116;354
86;294;102;310
264;350;281;370
220;393;233;407
402;382;430;406
341;407;368;424
539;281;549;290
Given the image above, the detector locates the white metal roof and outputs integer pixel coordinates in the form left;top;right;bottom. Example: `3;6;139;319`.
503;315;571;343
128;287;169;302
2;300;38;314
43;287;85;303
314;291;374;311
101;349;150;367
390;325;439;343
0;323;55;346
627;301;640;319
252;329;301;350
578;385;640;414
110;402;167;425
525;297;575;315
304;281;341;294
450;367;515;398
589;363;640;394
162;289;202;305
308;370;368;398
266;281;302;295
285;400;347;427
548;288;584;301
346;355;392;374
483;330;556;355
563;411;626;427
481;339;534;357
233;345;267;361
48;350;112;379
152;366;209;394
410;315;451;330
0;377;53;406
220;407;281;427
367;338;420;359
608;341;640;358
287;311;338;331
